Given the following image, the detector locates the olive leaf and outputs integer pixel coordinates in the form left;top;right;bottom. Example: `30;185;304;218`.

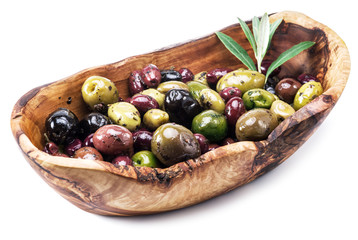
255;13;270;73
269;18;282;45
215;32;257;71
265;41;316;82
238;17;257;56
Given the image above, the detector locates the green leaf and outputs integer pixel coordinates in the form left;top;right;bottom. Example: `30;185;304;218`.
256;13;270;72
269;18;282;45
265;41;315;82
216;32;257;71
238;17;257;56
252;16;260;45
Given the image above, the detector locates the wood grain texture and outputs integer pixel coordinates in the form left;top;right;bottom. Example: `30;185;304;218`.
10;11;350;216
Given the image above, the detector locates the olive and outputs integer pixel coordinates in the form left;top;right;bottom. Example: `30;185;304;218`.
129;94;159;115
79;112;111;139
187;81;210;104
151;123;201;166
140;88;165;109
275;78;302;104
179;68;194;83
221;137;235;145
53;152;69;158
194;71;208;86
93;125;134;156
64;138;83;157
132;150;161;168
235;109;279;141
81;76;119;110
242;88;276;110
157;81;190;94
107;102;141;131
73;147;104;161
128;70;146;95
192;110;228;143
44;142;59;155
293;81;323;110
143;109;170;131
45;108;79;145
164;89;202;128
112;156;133;167
199;88;226;114
133;130;153;151
270;100;295;121
264;76;280;94
160;70;182;82
206;68;233;86
297;73;318;84
194;133;209;154
216;69;265;93
260;60;281;77
208;143;220;151
83;133;94;148
219;87;242;102
142;64;161;88
224;96;246;127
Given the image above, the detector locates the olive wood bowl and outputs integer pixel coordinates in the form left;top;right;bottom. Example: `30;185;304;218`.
11;11;350;216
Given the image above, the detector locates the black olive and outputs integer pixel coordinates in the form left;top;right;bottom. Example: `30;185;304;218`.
45;108;79;145
164;89;202;128
79;112;111;139
160;70;182;82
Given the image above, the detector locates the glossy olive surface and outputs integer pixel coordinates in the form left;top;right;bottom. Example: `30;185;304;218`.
107;102;141;131
199;88;226;114
192;110;228;142
142;64;162;87
128;70;146;95
132;150;161;168
157;81;189;94
242;88;276;110
160;70;182;82
275;78;302;104
143;109;170;131
178;68;194;83
216;69;265;93
151;123;201;166
140;88;165;109
73;147;104;161
293;81;323;110
187;81;209;104
79;112;111;139
270;100;295;121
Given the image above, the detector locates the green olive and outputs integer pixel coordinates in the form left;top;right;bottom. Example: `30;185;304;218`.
187;81;209;104
140;88;165;109
216;69;265;93
293;81;323;110
108;102;141;131
235;109;279;141
194;71;209;86
151;123;201;166
270;100;295;122
242;88;276;110
192;110;228;142
143;109;170;131
81;76;119;110
157;81;189;94
132;150;161;168
199;89;226;114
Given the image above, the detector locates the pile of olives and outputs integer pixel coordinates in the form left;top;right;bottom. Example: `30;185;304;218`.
43;62;323;168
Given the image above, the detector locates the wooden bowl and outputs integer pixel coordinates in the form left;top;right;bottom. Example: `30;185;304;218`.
11;11;350;216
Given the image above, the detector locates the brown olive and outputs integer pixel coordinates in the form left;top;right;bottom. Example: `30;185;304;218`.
73;147;104;161
275;78;302;104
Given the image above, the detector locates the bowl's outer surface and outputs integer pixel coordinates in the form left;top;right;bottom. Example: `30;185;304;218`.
11;11;350;216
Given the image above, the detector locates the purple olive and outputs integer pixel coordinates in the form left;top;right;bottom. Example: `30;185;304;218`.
260;60;281;77
142;64;161;88
224;97;246;127
221;137;235;145
129;94;159;115
128;70;146;96
208;143;220;151
194;133;209;154
275;78;302;104
133;130;153;151
206;68;233;86
219;87;242;102
44;142;59;155
112;156;133;167
178;68;194;83
65;138;83;157
297;73;318;84
83;133;95;148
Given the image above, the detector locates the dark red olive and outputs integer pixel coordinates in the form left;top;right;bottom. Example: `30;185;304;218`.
219;87;242;102
297;73;318;84
142;64;161;88
53;152;69;157
83;133;94;148
129;94;159;115
112;156;133;167
207;68;233;86
44;142;59;155
73;147;103;161
221;137;235;145
275;78;302;103
160;70;182;82
194;133;209;154
208;143;220;151
224;97;246;127
133;130;153;151
128;70;146;95
178;68;194;83
260;60;281;77
65;138;83;157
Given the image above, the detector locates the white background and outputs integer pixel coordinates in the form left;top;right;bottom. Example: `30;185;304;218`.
1;0;357;239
